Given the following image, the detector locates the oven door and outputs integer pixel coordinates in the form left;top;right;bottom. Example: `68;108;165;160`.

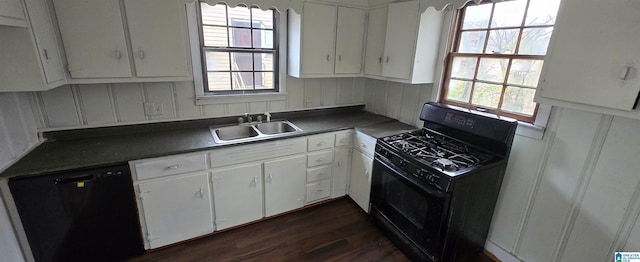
370;155;450;260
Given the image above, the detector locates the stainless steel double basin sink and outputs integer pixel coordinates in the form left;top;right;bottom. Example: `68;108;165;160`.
210;120;303;144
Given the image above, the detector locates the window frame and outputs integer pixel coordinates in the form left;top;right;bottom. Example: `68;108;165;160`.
197;2;279;95
439;0;555;123
185;1;288;105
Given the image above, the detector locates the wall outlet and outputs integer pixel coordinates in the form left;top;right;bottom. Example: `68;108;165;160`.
144;102;164;116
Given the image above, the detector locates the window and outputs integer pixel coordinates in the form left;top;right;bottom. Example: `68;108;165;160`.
198;2;278;94
440;0;560;122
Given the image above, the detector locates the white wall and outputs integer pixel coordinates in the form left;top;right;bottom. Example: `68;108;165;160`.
32;77;366;129
365;80;640;262
0;92;39;262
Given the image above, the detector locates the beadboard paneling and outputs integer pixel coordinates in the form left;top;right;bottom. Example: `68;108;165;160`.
145;82;176;120
304;79;322;108
112;83;146;122
336;78;353;105
174;81;201;118
321;78;337;106
77;84;116;125
39;85;80;127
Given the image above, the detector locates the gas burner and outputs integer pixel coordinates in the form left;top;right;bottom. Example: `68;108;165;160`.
380;129;494;173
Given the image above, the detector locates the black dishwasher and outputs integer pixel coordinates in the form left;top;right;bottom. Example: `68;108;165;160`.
9;164;144;262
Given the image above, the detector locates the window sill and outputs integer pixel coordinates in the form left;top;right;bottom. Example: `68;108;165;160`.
195;92;287;105
515;121;545;140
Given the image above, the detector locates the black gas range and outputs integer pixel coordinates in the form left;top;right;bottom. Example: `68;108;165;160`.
370;102;517;261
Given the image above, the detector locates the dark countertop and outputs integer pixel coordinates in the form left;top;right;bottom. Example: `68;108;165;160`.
1;107;417;179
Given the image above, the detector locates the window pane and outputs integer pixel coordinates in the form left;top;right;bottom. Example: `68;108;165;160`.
477;58;509;83
203;26;228;47
201;4;227;26
227;5;250;26
462;4;491;29
472;83;502;108
526;0;560;26
458;31;486;53
229;27;252;48
491;0;526;28
207;72;231;91
446;80;473;103
518;27;553;55
232;72;254;89
252;29;273;48
450;57;477;79
205;51;230;71
231;52;253;71
254;53;274;71
501;86;536;115
255;72;274;89
508;59;544;87
486;29;519;54
252;8;273;29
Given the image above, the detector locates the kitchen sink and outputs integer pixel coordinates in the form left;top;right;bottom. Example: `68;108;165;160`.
254;121;301;135
210;120;303;144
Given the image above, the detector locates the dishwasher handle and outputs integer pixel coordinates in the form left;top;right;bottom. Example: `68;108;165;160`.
55;174;95;185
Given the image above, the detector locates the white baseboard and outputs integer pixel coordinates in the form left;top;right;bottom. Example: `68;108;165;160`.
485;240;522;262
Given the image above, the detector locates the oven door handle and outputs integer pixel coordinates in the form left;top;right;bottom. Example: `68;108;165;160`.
375;156;446;198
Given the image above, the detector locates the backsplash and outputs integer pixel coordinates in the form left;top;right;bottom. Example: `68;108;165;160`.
31;76;366;129
363;78;433;128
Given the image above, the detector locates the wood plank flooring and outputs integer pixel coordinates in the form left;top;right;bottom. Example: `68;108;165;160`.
126;198;495;262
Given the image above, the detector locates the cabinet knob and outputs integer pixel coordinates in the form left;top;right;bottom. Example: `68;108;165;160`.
378;56;382;64
316;158;324;162
43;49;49;60
167;165;180;170
364;171;369;177
326;54;330;61
317;142;323;146
338;55;342;62
361;143;366;148
386;56;390;63
139;50;145;60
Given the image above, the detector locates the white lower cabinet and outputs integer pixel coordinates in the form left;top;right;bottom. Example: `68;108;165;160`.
211;163;263;231
264;155;307;217
349;131;375;213
332;147;351;198
137;172;214;249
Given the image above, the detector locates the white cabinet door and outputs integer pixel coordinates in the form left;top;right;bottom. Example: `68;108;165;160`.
264;155;307;217
381;0;419;79
124;0;189;77
364;6;388;76
138;172;214;249
301;2;336;75
349;149;373;212
334;6;365;74
211;163;263;230
23;0;64;83
536;0;640;111
332;147;350;198
53;0;132;78
0;0;26;27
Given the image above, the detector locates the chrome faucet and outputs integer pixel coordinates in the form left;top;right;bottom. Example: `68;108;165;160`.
244;113;253;123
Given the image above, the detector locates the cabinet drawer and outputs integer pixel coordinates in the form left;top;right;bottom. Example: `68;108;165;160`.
306;179;331;203
354;131;376;157
307;134;335;152
306;165;332;182
210;138;306;168
307;150;334;167
133;154;207;180
335;131;352;147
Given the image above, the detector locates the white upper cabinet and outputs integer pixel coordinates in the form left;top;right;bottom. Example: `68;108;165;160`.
365;0;444;84
53;0;190;81
0;0;27;27
335;6;366;74
124;0;189;77
363;6;388;76
299;2;336;75
535;0;640;117
23;0;64;84
288;2;366;78
54;0;131;78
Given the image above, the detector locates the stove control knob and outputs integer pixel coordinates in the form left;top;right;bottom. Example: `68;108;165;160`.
418;170;427;178
400;160;408;167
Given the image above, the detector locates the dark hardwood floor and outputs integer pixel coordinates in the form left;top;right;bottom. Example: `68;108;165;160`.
126;198;495;262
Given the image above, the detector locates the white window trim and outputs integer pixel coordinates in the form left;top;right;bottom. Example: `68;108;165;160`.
432;7;551;140
185;1;288;105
